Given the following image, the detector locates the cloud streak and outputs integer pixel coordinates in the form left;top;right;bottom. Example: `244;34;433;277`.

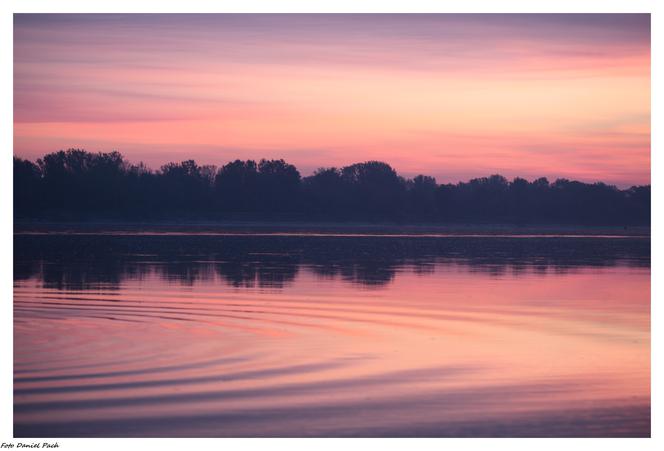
13;14;650;186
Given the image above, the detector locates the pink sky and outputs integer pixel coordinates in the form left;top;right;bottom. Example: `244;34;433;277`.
13;14;650;187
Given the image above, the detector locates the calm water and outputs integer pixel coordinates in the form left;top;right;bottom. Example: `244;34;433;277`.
13;228;651;437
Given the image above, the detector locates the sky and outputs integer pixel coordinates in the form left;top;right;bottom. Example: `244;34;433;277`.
13;14;650;187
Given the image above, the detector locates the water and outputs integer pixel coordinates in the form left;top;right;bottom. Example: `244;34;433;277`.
13;227;651;437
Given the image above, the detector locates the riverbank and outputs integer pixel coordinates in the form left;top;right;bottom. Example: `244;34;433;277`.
13;220;651;237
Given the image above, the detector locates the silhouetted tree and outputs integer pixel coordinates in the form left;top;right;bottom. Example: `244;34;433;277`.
406;175;438;220
157;160;212;215
35;149;128;218
340;161;406;220
256;159;301;213
302;167;347;219
214;160;259;213
13;149;651;225
14;157;42;218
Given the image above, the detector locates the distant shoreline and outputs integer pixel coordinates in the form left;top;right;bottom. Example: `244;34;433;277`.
15;152;650;227
13;220;651;237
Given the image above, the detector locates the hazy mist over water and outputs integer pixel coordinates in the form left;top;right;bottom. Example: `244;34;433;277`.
13;227;650;437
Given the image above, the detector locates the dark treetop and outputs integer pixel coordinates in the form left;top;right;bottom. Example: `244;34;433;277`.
14;149;650;225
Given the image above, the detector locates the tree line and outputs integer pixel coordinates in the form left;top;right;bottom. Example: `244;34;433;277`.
14;149;650;225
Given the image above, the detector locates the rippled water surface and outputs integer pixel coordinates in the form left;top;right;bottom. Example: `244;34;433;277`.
14;228;650;437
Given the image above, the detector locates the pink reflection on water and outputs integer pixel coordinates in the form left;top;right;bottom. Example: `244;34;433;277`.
14;263;650;437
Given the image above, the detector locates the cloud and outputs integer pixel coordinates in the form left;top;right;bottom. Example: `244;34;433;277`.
13;14;650;187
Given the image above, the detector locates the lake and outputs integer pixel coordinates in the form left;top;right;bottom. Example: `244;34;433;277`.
13;226;651;437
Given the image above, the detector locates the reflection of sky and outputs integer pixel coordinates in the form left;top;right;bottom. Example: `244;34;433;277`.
13;14;650;187
14;262;650;437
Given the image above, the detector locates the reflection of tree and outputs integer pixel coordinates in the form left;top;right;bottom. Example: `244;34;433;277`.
214;260;299;289
14;260;40;282
40;260;131;291
156;261;214;286
309;262;396;286
14;234;650;291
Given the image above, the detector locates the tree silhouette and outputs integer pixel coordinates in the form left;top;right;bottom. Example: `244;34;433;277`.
407;175;438;221
302;167;347;219
14;157;42;217
214;159;259;213
256;159;301;213
340;161;406;220
13;149;651;226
